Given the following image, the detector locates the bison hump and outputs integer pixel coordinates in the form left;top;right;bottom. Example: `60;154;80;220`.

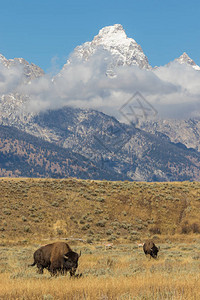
50;242;72;262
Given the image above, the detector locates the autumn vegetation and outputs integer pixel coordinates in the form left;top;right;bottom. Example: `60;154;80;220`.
0;178;200;299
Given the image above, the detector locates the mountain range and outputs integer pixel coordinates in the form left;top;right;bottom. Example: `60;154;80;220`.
0;24;200;181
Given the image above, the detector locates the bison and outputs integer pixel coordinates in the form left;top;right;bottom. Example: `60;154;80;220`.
29;241;81;276
143;240;159;259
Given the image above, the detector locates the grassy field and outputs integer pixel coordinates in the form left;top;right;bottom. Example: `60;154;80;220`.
0;241;200;299
0;178;200;299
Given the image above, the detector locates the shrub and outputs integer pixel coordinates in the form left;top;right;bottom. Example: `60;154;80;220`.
3;209;11;215
135;224;144;230
107;235;116;241
51;201;59;207
192;253;200;260
29;205;37;211
130;230;138;235
129;235;138;241
24;226;31;233
96;220;106;227
149;227;161;234
87;217;93;222
22;216;27;222
191;223;200;233
81;224;90;231
120;223;128;229
57;229;63;235
94;209;103;215
97;197;105;203
86;238;93;244
111;221;120;227
181;222;190;234
106;229;113;235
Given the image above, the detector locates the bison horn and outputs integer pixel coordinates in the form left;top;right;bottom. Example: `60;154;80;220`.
63;255;68;259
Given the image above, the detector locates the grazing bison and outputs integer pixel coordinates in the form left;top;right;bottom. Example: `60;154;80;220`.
143;240;159;259
29;242;81;276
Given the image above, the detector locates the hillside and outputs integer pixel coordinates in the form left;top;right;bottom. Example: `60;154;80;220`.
0;125;124;180
2;116;200;181
33;106;200;181
1;178;200;244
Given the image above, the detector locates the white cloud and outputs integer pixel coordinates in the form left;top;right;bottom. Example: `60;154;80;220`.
152;62;200;118
0;63;24;95
2;50;200;121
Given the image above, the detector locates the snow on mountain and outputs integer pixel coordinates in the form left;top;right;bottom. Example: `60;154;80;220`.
64;24;151;75
0;26;200;180
0;54;45;130
164;52;200;71
174;52;200;70
0;54;44;82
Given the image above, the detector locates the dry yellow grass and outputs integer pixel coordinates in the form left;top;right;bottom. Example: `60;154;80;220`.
0;273;199;300
0;178;200;244
0;241;200;299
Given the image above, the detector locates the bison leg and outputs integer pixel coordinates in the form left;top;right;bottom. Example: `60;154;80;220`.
60;268;66;275
36;264;44;274
49;269;56;276
49;265;59;277
70;267;77;277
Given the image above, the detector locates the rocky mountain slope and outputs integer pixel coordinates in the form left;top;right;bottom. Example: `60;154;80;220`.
32;106;200;181
0;125;125;180
139;119;200;152
1;105;200;181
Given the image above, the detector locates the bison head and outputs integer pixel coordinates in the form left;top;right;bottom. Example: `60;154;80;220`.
150;245;159;258
63;250;81;276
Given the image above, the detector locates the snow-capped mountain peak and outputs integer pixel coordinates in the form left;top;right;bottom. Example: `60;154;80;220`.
64;24;151;72
93;24;134;47
175;52;200;70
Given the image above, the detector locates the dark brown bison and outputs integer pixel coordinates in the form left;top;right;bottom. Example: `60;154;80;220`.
29;242;81;276
143;240;159;259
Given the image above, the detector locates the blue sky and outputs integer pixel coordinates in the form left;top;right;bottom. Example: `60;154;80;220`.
0;0;200;72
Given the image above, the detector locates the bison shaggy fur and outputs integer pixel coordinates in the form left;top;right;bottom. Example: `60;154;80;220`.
29;242;80;276
143;240;159;259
